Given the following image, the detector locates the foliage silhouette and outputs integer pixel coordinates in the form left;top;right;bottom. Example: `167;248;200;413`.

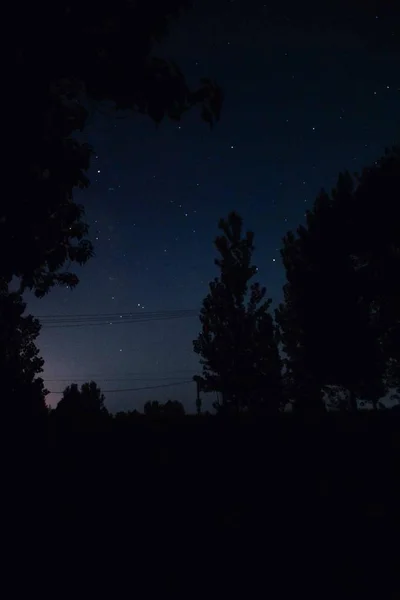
55;380;109;421
349;147;400;398
0;288;48;418
276;148;400;413
115;409;141;419
143;399;185;417
193;211;282;414
6;0;223;297
24;394;400;596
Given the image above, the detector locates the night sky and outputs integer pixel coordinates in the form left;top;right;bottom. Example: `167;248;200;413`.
26;1;399;412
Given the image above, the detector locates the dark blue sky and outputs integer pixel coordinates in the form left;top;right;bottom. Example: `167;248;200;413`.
26;1;399;412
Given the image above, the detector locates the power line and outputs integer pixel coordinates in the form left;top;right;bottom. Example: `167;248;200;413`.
38;308;199;329
44;376;192;382
40;311;198;322
48;379;194;394
44;368;197;378
37;308;199;321
41;314;198;324
42;314;197;329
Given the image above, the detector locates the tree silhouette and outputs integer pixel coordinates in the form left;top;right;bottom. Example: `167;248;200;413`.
275;149;400;413
193;212;282;415
144;399;185;417
144;400;161;416
114;409;141;423
6;0;223;297
56;380;108;420
349;147;400;400
0;289;48;418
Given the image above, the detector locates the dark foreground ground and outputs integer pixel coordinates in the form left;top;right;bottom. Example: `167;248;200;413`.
6;412;400;597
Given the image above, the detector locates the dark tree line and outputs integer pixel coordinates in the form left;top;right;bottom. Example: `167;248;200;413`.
47;384;189;431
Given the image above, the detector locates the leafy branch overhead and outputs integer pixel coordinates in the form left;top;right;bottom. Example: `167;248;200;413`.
5;1;223;297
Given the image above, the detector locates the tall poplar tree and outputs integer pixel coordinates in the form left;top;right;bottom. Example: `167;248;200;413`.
193;212;282;414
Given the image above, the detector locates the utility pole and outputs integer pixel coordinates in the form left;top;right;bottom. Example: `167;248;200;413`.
193;376;202;415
